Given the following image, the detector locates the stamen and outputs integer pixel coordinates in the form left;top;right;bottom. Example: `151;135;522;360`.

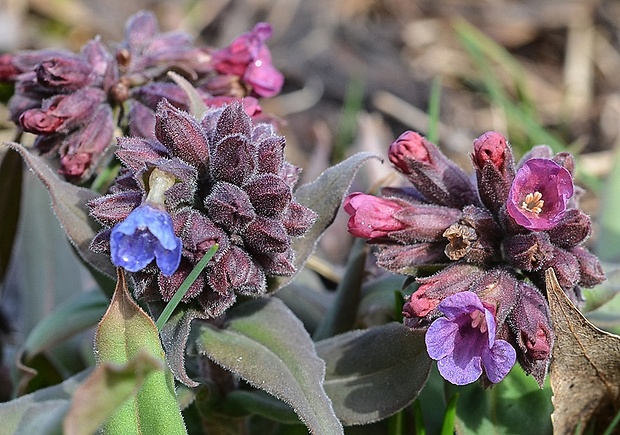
470;310;488;334
521;191;544;215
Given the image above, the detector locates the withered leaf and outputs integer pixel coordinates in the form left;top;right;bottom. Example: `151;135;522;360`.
546;268;620;435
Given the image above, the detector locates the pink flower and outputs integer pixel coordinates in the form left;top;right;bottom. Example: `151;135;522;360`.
211;23;284;98
343;192;408;240
507;158;574;230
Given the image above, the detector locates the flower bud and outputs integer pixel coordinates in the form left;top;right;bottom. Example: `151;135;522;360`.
508;282;554;387
503;232;555;272
538;246;581;293
472;131;515;214
571;246;605;288
546;209;591;248
403;263;484;326
36;56;94;91
390;203;462;243
376;242;446;275
388;131;479;209
344;193;409;240
19;87;104;134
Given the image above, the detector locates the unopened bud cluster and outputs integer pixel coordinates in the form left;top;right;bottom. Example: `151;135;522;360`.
88;101;316;317
345;130;604;386
1;11;283;181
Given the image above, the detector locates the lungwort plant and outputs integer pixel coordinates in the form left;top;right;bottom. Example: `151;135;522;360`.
1;10;619;435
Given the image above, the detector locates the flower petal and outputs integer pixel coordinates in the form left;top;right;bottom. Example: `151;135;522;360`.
425;317;458;360
482;339;516;383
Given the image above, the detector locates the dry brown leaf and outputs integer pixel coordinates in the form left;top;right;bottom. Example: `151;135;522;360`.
546;268;620;435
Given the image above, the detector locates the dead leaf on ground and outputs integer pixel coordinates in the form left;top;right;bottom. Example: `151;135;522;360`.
546;268;620;435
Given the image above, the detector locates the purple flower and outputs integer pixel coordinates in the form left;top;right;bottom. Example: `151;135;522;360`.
110;204;182;276
507;158;574;231
425;291;516;385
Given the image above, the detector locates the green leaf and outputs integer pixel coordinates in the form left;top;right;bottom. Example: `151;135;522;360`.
94;270;186;434
63;351;165;435
313;238;367;340
0;369;90;435
450;367;553;434
316;323;431;425
158;306;208;388
16;290;108;393
268;151;381;292
21;291;109;362
0;147;22;283
219;390;300;424
196;298;343;434
4;142;114;277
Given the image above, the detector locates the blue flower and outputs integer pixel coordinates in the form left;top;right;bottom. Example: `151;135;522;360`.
110;204;182;276
425;291;516;385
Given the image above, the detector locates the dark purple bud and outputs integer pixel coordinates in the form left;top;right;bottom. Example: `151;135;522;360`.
132;82;191;111
212;102;253;145
571;246;605;288
540;247;581;292
255;251;295;276
207;245;266;296
390;203;462;244
155;99;210;173
158;258;206;302
503;232;555;272
123;10;158;54
210;135;257;185
0;49;73;81
116;135;169;172
36;56;94;90
175;208;229;263
128;101;156;140
507;158;574;231
472;131;515;214
202;74;247;98
376;242;447;275
552;152;575;175
546;209;591;248
388;131;479;208
508;282;554;387
19;87;104;134
244;173;292;217
204;182;256;233
89;191;144;225
243;216;290;253
81;37;118;90
282;202;318;237
343;193;410;240
255;136;285;173
469;267;519;326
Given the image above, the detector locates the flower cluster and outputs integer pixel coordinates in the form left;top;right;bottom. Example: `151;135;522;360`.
88;100;316;317
0;11;283;181
345;130;605;386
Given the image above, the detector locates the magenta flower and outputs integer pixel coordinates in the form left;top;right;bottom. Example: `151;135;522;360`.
425;291;516;385
507;158;574;231
343;193;408;240
110;204;182;276
210;23;284;98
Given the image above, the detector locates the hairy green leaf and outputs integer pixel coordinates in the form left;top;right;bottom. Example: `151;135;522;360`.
197;298;343;434
316;323;431;425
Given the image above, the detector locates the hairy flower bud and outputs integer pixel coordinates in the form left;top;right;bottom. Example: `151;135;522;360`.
503;232;555;272
571;246;605;288
546;209;591;248
472;131;515;214
36;56;94;91
388;131;479;209
344;193;409;240
508;282;554;387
